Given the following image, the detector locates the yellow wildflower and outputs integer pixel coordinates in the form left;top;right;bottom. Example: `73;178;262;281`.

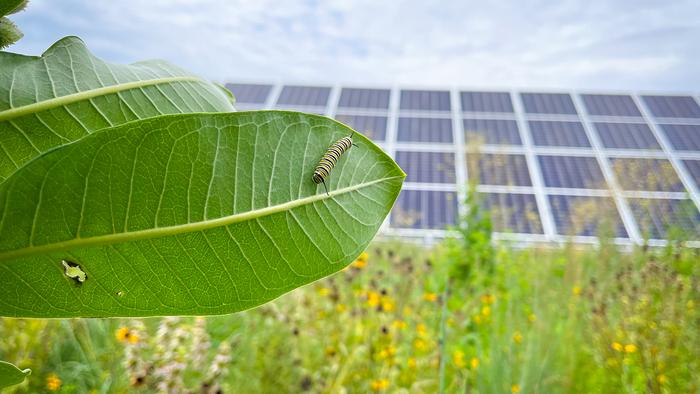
128;332;140;344
481;306;491;317
335;303;347;313
417;323;428;337
572;286;582;296
317;287;330;296
378;345;397;360
392;320;407;330
470;357;479;369
352;259;368;268
46;373;62;391
657;374;668;384
371;378;389;391
423;292;438;302
382;297;395;312
473;314;482;325
116;326;131;342
407;357;417;369
367;291;380;307
513;331;523;344
480;294;496;304
624;344;637;353
611;342;623;352
453;350;466;368
358;251;369;261
528;313;537;323
511;384;521;394
414;338;428;351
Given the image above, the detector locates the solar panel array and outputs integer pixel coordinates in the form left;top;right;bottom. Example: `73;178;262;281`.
225;83;700;245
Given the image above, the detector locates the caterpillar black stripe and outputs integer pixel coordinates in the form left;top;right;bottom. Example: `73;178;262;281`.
312;132;356;195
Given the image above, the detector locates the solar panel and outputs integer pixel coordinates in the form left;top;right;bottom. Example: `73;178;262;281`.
335;114;387;141
528;120;591;147
392;190;458;229
521;93;578;115
400;90;451;111
659;124;700;151
224;83;272;104
538;156;606;189
463;118;521;146
642;95;700;118
580;94;642;117
467;153;531;186
611;158;684;192
338;88;390;109
628;198;700;239
276;85;331;107
395;151;456;183
683;160;700;188
593;122;660;150
397;117;453;143
548;195;627;237
480;193;543;234
461;91;514;113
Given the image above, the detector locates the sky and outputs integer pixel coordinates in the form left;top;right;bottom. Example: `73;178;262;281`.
9;0;700;91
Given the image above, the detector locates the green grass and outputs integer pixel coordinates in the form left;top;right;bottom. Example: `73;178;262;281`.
1;239;699;393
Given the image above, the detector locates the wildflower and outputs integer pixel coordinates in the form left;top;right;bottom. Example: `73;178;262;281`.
371;378;389;391
367;291;380;308
416;323;428;337
128;332;140;344
657;374;668;384
480;294;496;304
423;292;438;302
511;384;521;393
407;357;417;369
572;286;582;296
473;315;482;325
317;287;330;296
358;251;369;261
470;357;479;369
382;297;395;312
335;303;347;313
452;350;466;368
392;320;407;330
611;342;623;352
46;373;62;391
528;313;537;323
352;259;368;269
116;326;132;342
414;338;428;351
512;331;523;344
378;346;397;360
624;344;637;353
481;306;491;317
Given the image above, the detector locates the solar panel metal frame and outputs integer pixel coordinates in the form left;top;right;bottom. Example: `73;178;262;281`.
223;81;700;246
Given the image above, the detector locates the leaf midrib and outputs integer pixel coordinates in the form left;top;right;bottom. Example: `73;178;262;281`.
0;175;403;262
0;76;205;122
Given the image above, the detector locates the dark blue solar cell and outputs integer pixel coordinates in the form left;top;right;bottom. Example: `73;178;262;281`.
276;85;331;106
628;198;700;239
479;193;543;234
594;122;660;150
683;160;700;188
338;88;390;109
521;93;578;115
581;94;641;117
538;156;606;189
395;151;456;183
548;195;627;237
461;91;513;113
392;190;458;229
224;83;272;104
400;90;451;111
467;153;531;186
611;158;684;192
335;114;387;141
463;118;521;145
642;95;700;118
528;121;591;147
660;124;700;151
397;117;453;143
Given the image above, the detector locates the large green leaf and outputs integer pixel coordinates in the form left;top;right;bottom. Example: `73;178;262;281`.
0;360;30;390
0;36;235;184
0;111;404;318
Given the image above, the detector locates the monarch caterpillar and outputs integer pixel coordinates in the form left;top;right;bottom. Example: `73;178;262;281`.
62;259;87;284
312;132;357;195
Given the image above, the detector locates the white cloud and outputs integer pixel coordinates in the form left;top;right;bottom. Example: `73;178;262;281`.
10;0;700;91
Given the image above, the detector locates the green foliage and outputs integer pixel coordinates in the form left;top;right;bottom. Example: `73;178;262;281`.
0;111;404;317
0;360;30;390
0;0;28;48
0;36;235;184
